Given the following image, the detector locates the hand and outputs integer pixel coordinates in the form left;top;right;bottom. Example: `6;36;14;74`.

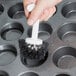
23;0;62;25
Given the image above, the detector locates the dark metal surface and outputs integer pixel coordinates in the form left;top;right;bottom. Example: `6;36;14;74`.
0;0;76;76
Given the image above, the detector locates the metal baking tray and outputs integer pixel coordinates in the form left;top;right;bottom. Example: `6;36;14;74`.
0;0;76;76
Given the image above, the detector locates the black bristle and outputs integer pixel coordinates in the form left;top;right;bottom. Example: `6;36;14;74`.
19;39;48;67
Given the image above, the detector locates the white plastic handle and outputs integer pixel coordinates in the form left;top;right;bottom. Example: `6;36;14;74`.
27;4;39;39
32;19;39;39
26;4;43;45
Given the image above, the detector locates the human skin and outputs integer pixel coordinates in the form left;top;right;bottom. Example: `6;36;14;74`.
23;0;62;26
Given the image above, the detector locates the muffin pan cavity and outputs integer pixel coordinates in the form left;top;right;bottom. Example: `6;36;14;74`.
62;2;76;18
0;45;17;66
8;3;25;19
1;22;24;41
57;23;76;42
0;71;9;76
56;73;70;76
27;22;53;41
53;47;76;69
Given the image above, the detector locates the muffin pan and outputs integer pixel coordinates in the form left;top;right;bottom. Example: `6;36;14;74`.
0;0;76;76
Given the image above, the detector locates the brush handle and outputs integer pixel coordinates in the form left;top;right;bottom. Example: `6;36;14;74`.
31;19;39;39
27;4;39;39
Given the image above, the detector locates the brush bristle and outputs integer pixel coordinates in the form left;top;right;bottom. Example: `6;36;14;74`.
19;39;48;60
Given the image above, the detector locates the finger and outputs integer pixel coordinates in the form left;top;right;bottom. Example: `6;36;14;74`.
27;1;45;25
23;0;36;17
23;0;36;7
24;8;29;18
54;0;62;5
39;6;56;21
46;0;62;8
39;8;50;21
44;6;56;21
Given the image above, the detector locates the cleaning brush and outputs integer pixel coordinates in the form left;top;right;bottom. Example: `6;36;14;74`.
25;3;43;50
19;3;48;67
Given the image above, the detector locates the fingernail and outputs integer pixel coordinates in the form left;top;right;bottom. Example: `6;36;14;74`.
27;19;34;25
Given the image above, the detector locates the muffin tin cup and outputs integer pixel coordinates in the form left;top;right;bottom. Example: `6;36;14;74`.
0;71;9;76
8;3;25;19
57;22;76;43
20;52;48;67
27;22;53;41
0;22;24;41
0;45;17;66
56;73;70;76
19;39;49;67
62;2;76;18
52;46;76;69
